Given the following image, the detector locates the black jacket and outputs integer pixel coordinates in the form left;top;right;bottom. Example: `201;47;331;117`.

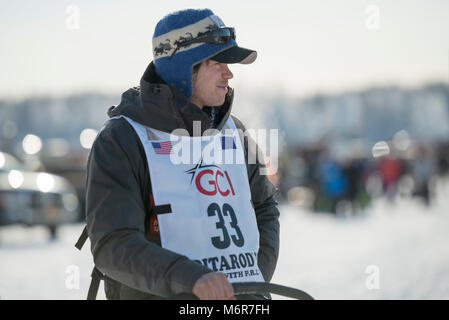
85;62;280;299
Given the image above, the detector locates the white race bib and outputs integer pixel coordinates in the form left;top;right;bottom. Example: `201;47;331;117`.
113;115;264;283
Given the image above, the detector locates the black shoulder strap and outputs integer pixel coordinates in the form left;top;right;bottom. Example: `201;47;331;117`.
75;226;89;250
152;204;172;215
75;226;103;300
87;267;105;300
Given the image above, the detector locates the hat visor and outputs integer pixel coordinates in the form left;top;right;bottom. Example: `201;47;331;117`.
211;45;257;64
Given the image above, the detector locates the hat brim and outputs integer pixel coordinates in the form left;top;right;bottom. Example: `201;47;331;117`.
210;45;257;64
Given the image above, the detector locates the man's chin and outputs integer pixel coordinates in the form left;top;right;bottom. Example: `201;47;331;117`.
208;98;226;107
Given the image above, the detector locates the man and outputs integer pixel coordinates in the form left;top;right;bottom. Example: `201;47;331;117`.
78;8;280;300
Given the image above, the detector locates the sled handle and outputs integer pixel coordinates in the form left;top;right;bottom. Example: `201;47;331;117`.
170;282;314;300
233;282;314;300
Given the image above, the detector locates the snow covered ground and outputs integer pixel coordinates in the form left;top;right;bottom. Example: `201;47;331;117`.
1;178;448;300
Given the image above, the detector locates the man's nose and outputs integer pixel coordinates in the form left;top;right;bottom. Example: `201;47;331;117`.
222;64;233;80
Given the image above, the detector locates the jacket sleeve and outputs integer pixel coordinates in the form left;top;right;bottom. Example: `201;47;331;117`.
85;118;212;297
232;116;281;282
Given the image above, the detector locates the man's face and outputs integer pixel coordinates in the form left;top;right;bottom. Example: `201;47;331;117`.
190;60;234;109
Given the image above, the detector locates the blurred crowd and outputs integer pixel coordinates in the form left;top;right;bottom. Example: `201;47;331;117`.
275;138;449;215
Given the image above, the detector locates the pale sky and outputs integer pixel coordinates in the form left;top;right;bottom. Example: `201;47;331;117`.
0;0;448;100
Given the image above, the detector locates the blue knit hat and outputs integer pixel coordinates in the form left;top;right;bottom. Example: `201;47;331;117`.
152;8;257;97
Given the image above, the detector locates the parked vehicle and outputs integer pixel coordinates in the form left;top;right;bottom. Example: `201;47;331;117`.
0;151;79;238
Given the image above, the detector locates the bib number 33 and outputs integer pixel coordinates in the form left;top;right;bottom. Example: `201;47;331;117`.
207;202;245;249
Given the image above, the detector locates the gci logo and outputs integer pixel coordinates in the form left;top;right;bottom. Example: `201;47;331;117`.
186;159;235;197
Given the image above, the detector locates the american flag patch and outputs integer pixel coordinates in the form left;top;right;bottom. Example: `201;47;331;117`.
152;141;173;154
